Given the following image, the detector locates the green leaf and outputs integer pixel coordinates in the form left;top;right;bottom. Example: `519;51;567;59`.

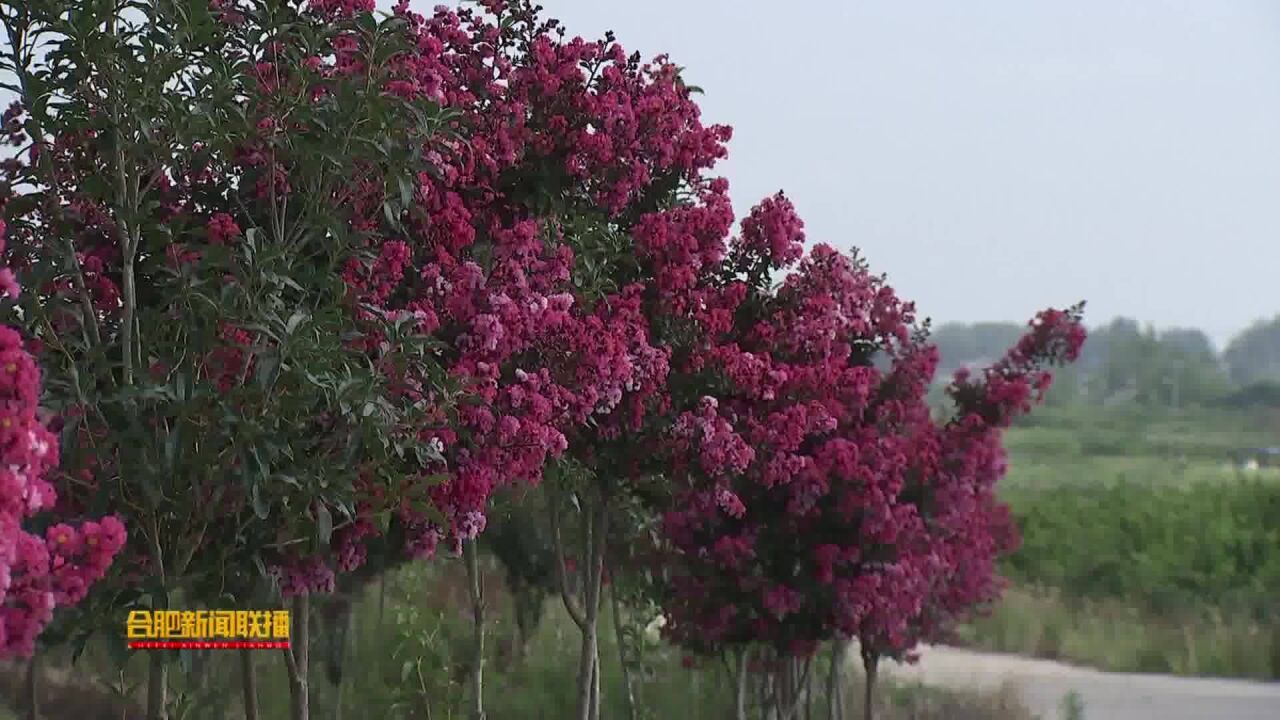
251;483;269;520
285;311;308;336
252;554;268;580
255;353;280;389
69;630;93;666
397;173;414;209
316;503;333;548
164;427;180;473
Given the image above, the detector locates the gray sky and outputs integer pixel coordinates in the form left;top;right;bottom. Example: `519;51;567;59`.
7;2;1276;348
419;0;1280;350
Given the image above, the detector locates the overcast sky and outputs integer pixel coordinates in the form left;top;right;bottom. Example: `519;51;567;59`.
412;0;1280;350
7;2;1277;348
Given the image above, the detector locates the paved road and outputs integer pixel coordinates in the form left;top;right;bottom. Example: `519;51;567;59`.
879;645;1280;720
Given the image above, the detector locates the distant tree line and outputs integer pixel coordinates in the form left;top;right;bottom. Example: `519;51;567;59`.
931;315;1280;409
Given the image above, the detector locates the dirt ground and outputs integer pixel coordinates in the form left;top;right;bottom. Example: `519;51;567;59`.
879;644;1280;720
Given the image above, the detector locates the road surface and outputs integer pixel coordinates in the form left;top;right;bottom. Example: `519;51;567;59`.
879;645;1280;719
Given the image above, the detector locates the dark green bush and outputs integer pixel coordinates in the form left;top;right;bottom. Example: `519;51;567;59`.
1003;477;1280;617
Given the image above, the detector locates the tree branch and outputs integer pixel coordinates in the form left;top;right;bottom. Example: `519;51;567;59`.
546;488;586;629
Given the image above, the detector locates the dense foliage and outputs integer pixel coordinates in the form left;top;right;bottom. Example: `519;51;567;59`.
0;219;126;657
0;1;1088;719
1005;476;1280;617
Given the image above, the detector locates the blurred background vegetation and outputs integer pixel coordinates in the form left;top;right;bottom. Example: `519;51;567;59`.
935;313;1280;681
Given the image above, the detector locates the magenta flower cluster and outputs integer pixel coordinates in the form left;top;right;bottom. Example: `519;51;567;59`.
0;219;126;658
658;208;1086;659
274;0;735;583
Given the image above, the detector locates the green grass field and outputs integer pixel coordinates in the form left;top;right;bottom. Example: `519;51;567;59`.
964;405;1280;679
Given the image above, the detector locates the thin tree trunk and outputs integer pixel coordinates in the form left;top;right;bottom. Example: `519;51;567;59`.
827;639;846;720
570;497;608;720
736;648;753;720
24;650;38;720
574;591;596;720
549;490;591;720
758;668;769;720
588;501;608;720
609;578;639;720
465;541;487;720
146;653;167;720
777;663;791;719
284;593;310;720
589;644;601;720
804;656;814;720
240;650;259;720
861;650;878;720
778;661;788;717
778;659;812;720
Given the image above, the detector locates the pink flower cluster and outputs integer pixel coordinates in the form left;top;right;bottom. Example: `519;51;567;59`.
296;0;737;571
0;221;126;657
274;555;336;598
659;199;1086;659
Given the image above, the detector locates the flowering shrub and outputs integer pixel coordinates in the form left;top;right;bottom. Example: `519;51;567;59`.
0;220;126;657
310;0;736;570
0;3;1090;720
0;0;450;691
657;201;1086;678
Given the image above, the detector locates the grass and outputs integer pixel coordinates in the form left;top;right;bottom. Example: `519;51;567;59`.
1006;405;1279;461
0;559;1038;719
962;405;1280;680
957;588;1280;679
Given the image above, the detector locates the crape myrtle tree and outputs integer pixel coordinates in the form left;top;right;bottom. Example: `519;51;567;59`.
0;219;128;664
0;1;453;718
308;3;736;719
0;1;1091;719
850;306;1087;720
657;192;1086;720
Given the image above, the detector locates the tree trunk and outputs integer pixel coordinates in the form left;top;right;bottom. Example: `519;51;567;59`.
609;578;639;720
575;622;597;720
465;540;487;720
284;593;310;720
580;500;608;720
240;650;259;720
736;648;753;720
860;650;878;720
827;638;846;720
758;668;770;720
146;653;167;720
24;650;38;720
550;486;609;720
804;657;814;720
777;663;791;719
589;644;601;720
